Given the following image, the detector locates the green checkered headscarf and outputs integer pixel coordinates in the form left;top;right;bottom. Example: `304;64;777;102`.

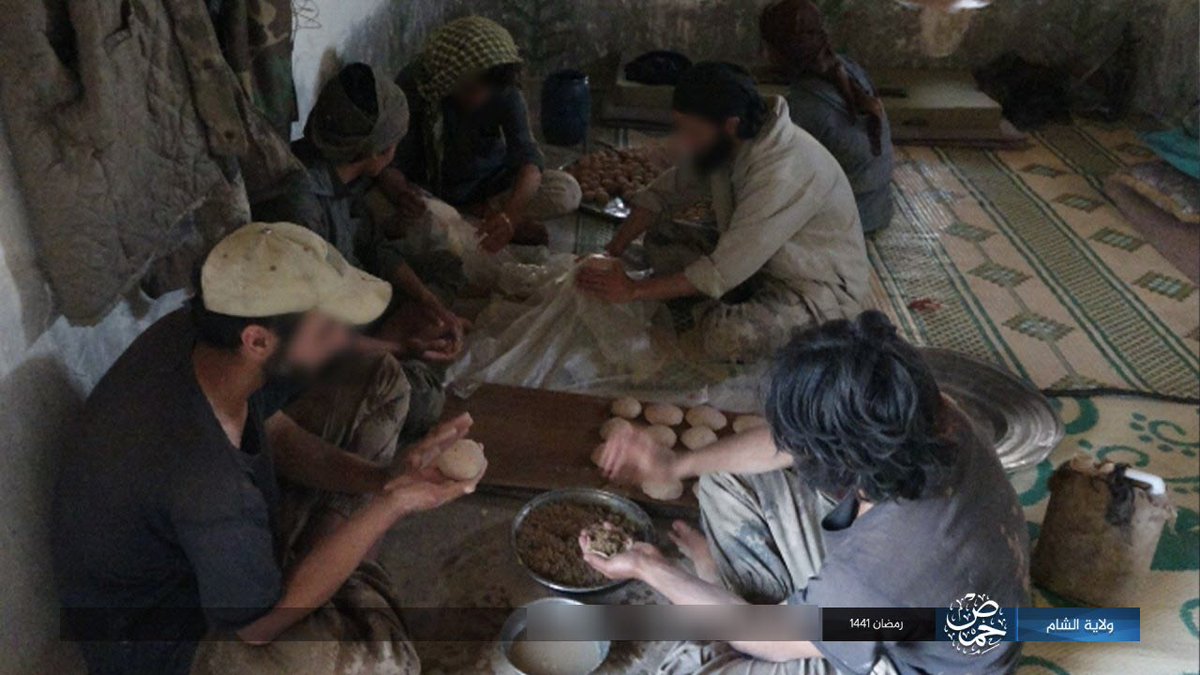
414;16;521;189
415;16;521;103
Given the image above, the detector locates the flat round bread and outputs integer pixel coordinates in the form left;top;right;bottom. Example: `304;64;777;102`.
732;414;768;434
599;417;634;440
611;397;643;419
685;405;728;431
644;403;684;426
641;480;684;501
645;424;678;449
680;426;719;450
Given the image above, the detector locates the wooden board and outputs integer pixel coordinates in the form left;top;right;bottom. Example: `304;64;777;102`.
441;384;701;516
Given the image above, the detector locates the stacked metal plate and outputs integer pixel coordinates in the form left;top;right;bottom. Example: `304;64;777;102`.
921;347;1063;471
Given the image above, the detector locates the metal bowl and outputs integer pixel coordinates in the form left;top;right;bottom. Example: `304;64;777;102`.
920;347;1064;471
512;488;655;594
499;597;611;675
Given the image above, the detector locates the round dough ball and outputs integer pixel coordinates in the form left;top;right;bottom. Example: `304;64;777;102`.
641;480;684;501
436;439;486;480
610;397;643;419
685;405;728;431
599;417;634;440
732;414;769;434
644;403;684;427
680;425;719;450
644;424;677;449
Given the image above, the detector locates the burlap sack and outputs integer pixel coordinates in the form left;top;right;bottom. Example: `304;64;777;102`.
1031;455;1175;606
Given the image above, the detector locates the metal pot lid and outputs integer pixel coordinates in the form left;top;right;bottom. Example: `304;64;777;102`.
920;347;1063;471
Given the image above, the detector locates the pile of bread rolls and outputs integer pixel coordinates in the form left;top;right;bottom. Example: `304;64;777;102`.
596;398;768;501
568;147;672;206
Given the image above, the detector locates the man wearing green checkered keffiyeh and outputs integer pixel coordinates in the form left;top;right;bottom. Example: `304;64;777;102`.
386;16;581;252
414;16;522;107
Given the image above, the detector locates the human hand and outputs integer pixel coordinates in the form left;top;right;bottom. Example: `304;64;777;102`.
388;298;469;363
477;211;516;253
399;335;457;364
604;238;628;258
400;412;473;472
423;300;469;357
578;536;665;581
575;260;637;303
383;414;483;513
377;168;429;225
395;186;428;220
594;424;680;485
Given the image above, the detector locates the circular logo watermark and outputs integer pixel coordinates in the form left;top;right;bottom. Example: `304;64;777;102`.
943;593;1009;656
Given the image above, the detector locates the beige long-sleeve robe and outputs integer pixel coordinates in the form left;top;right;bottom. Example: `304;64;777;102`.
630;96;871;325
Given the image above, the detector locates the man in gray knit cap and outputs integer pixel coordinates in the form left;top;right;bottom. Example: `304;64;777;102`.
254;62;468;362
251;64;457;533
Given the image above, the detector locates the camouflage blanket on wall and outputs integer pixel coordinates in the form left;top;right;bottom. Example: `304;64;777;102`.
210;0;297;137
0;0;297;323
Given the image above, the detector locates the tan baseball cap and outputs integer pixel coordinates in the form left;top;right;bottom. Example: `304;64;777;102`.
201;222;391;325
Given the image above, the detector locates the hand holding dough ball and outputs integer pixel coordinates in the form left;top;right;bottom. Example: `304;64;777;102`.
611;397;642;419
680;426;719;450
644;403;684;426
599;417;634;440
582;254;621;273
641;480;684;501
645;424;677;449
732;415;768;434
436;439;486;480
685;405;727;431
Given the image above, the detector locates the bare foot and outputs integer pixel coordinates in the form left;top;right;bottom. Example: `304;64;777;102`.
668;520;719;583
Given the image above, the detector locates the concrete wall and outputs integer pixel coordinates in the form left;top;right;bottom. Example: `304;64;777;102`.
1132;0;1200;122
290;0;451;136
288;0;1199;128
0;119;184;674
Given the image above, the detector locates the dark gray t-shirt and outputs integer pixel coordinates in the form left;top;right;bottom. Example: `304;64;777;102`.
792;411;1030;674
52;309;286;675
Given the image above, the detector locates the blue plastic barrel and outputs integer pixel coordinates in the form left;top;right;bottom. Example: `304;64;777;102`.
540;69;591;146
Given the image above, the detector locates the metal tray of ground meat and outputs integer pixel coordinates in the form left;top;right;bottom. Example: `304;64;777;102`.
920;347;1063;471
512;488;655;594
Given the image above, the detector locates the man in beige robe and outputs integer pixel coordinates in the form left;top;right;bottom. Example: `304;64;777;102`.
578;62;870;362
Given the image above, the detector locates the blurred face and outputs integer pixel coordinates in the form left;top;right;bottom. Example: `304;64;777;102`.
263;312;352;380
363;142;398;177
671;112;741;174
452;77;494;111
761;42;787;72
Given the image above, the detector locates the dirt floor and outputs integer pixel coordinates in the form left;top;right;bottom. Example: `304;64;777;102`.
379;492;680;674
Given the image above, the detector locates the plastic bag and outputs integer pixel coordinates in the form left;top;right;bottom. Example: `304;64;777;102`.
421;200;575;300
447;260;676;395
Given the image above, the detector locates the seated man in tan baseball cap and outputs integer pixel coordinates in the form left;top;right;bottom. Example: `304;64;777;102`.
53;222;485;675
